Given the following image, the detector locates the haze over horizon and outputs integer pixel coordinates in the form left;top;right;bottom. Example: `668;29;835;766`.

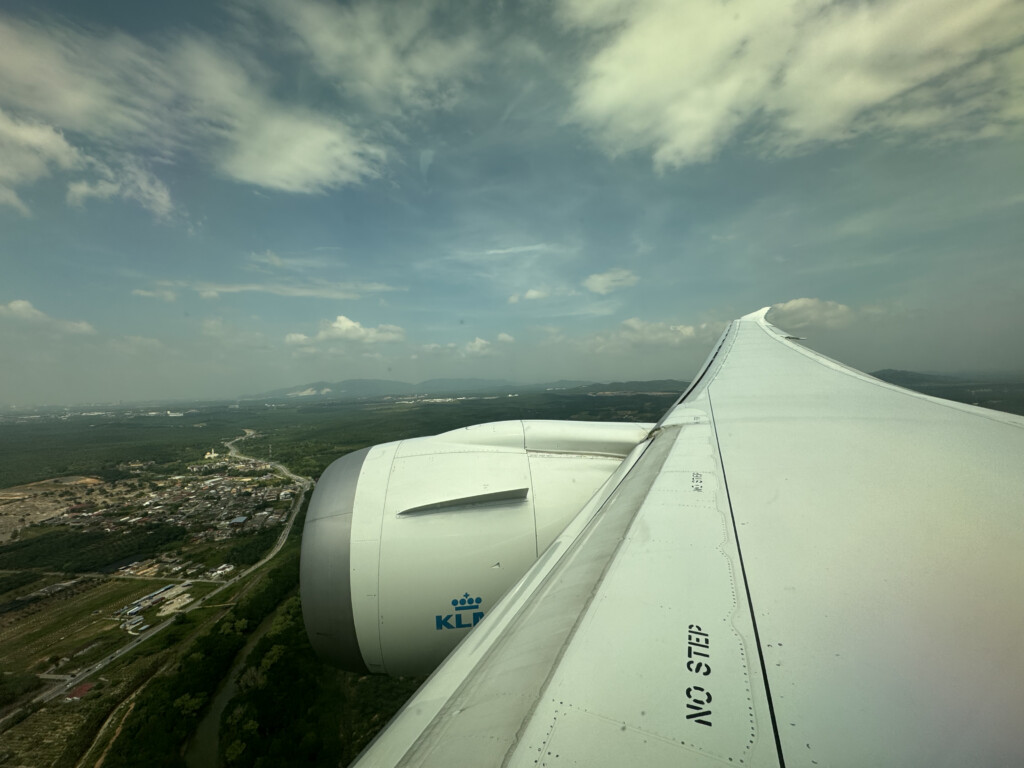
2;0;1022;407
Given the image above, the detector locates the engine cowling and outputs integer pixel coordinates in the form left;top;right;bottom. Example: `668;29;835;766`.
300;419;651;675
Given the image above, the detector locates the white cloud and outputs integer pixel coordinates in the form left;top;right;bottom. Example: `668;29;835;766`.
67;158;173;218
314;315;405;343
484;244;553;256
560;0;1024;168
0;14;173;144
190;279;397;301
584;316;724;353
136;267;400;306
768;298;857;330
419;336;506;358
168;35;386;194
508;287;550;304
257;0;483;115
0;187;27;215
132;288;177;302
583;268;639;295
285;332;312;346
766;0;1024;149
620;317;696;344
0;108;83;215
219;109;384;193
438;242;580;307
464;337;491;355
0;299;96;335
0;12;385;205
248;250;332;272
250;250;287;269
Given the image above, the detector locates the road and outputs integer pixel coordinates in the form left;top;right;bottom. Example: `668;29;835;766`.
5;430;313;717
224;431;311;565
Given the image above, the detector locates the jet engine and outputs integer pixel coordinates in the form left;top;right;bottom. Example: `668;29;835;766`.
301;419;650;676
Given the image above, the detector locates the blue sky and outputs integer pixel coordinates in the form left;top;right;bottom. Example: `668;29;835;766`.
1;0;1022;406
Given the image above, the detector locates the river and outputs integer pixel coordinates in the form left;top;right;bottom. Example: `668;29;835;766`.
183;612;276;768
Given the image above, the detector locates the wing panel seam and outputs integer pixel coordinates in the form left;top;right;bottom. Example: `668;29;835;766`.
707;390;787;768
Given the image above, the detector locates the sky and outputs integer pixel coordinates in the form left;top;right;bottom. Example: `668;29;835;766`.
1;0;1022;406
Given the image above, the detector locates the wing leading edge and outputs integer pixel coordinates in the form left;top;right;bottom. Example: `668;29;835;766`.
354;308;1024;767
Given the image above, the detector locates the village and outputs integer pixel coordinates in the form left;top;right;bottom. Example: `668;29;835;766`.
0;447;299;553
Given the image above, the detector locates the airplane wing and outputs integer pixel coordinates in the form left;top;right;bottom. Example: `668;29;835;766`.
349;307;1024;767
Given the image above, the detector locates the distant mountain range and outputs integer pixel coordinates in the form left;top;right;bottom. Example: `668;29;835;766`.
869;369;964;387
242;378;691;402
564;379;689;395
241;370;1005;404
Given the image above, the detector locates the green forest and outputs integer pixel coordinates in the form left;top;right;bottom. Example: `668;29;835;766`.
0;523;186;572
236;391;679;479
0;390;681;490
217;596;420;767
103;549;303;768
98;503;420;768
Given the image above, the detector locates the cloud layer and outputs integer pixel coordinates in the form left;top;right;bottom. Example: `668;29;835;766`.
0;109;82;215
584;268;638;295
287;315;405;346
1;2;1022;405
0;2;476;212
561;0;1024;167
770;298;857;330
0;299;96;335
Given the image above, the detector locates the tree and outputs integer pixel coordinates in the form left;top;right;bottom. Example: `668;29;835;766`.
173;692;207;718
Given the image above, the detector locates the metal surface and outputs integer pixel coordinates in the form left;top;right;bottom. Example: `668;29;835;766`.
508;408;779;767
698;310;1024;765
300;446;370;673
302;420;652;675
349;307;1024;766
352;435;657;765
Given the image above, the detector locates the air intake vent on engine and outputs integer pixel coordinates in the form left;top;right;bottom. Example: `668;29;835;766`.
398;487;530;516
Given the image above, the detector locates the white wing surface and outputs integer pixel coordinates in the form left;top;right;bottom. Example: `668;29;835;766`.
353;308;1024;767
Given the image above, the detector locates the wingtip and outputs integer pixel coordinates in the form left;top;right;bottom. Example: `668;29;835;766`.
740;306;773;322
741;305;804;340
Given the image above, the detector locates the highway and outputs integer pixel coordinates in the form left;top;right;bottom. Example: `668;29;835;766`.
224;431;311;564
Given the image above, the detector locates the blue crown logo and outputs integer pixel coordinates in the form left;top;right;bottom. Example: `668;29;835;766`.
436;591;486;630
452;592;483;611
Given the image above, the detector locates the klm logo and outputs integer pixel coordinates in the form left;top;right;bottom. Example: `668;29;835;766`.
436;592;484;630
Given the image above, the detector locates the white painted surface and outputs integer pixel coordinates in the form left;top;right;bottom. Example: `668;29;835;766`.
351;437;656;765
351;309;1024;766
350;441;399;673
510;405;779;767
701;311;1024;765
345;421;651;675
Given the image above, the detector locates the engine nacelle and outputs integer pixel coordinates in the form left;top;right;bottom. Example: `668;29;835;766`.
301;419;651;675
